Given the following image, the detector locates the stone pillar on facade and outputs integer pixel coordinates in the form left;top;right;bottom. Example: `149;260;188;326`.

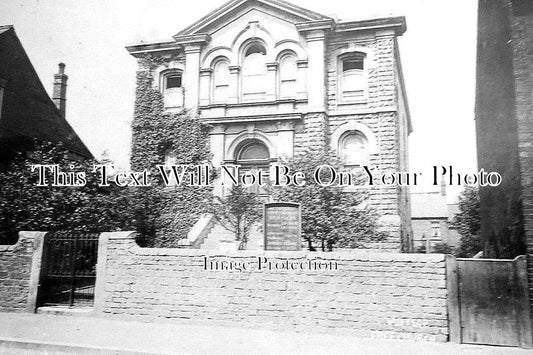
304;30;326;111
266;62;278;101
296;59;308;101
209;124;226;197
275;121;295;159
173;34;210;112
184;44;202;110
228;65;240;104
199;68;212;106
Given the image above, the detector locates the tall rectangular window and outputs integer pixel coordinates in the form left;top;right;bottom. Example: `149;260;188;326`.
213;60;230;103
340;53;366;102
279;54;297;99
162;72;183;109
242;43;267;102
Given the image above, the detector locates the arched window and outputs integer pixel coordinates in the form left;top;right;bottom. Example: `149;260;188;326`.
236;140;270;196
339;131;368;165
242;43;267;102
340;52;366;102
161;70;183;108
279;53;297;99
238;142;270;161
212;59;230;103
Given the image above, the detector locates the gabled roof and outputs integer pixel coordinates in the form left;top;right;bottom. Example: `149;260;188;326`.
175;0;332;37
0;26;93;158
0;25;13;36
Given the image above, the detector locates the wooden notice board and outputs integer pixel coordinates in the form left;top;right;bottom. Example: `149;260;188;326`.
263;202;301;251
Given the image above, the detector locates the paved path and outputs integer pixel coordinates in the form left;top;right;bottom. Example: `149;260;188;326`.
0;312;531;354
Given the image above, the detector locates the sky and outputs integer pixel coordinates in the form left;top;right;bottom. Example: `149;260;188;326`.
0;0;478;200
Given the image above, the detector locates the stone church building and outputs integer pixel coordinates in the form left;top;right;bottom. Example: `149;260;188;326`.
127;0;412;251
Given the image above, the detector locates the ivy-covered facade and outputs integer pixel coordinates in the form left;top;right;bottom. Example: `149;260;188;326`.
126;0;413;251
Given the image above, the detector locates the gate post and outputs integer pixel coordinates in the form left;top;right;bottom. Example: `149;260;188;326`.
93;232;109;314
25;231;47;313
446;254;461;343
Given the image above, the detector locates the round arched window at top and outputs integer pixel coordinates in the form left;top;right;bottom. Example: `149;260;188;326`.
339;131;368;166
245;43;266;56
279;52;297;98
242;42;267;101
238;141;270;161
212;59;230;103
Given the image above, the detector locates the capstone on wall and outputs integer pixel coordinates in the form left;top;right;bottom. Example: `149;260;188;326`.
96;232;448;341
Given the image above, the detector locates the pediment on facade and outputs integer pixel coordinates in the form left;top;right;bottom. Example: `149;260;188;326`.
174;0;332;38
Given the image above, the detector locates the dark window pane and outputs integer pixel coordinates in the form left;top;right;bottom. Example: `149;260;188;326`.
245;44;266;57
343;59;364;71
166;75;182;88
239;142;269;160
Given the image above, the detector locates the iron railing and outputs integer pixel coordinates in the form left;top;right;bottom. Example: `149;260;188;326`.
38;231;99;307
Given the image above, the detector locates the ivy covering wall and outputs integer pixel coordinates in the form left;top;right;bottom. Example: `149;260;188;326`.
130;55;212;247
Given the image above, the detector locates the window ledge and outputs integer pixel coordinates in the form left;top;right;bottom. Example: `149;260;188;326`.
337;99;368;106
164;106;184;113
200;98;307;109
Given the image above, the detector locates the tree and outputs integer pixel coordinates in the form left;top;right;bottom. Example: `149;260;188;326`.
452;186;483;258
0;141;133;244
274;148;386;251
208;185;262;250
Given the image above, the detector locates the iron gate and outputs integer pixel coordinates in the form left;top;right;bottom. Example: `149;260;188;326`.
38;231;99;307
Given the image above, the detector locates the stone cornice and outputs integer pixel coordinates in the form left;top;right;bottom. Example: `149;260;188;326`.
335;16;407;36
229;65;241;74
200;68;213;76
295;19;335;33
296;59;308;68
125;40;181;57
173;33;211;46
266;62;279;70
203;113;303;125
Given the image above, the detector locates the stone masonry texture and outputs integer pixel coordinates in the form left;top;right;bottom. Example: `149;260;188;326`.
98;233;448;342
0;232;38;312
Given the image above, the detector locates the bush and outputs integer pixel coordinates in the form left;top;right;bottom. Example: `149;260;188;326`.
0;141;133;244
274;148;386;251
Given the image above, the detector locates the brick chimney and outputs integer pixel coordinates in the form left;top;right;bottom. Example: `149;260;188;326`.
53;63;68;117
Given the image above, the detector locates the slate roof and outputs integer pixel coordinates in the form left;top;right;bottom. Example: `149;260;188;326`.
0;25;92;158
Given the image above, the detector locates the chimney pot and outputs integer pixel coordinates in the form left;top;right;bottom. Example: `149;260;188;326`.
53;63;68;117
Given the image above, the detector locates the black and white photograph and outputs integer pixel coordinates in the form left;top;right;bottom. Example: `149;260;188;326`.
0;0;532;353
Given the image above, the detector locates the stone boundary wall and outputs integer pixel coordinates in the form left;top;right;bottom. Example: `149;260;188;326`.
96;232;449;342
0;232;45;312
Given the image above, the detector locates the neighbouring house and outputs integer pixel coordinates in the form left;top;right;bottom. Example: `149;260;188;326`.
475;0;533;313
126;0;412;251
411;184;460;252
0;25;92;167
